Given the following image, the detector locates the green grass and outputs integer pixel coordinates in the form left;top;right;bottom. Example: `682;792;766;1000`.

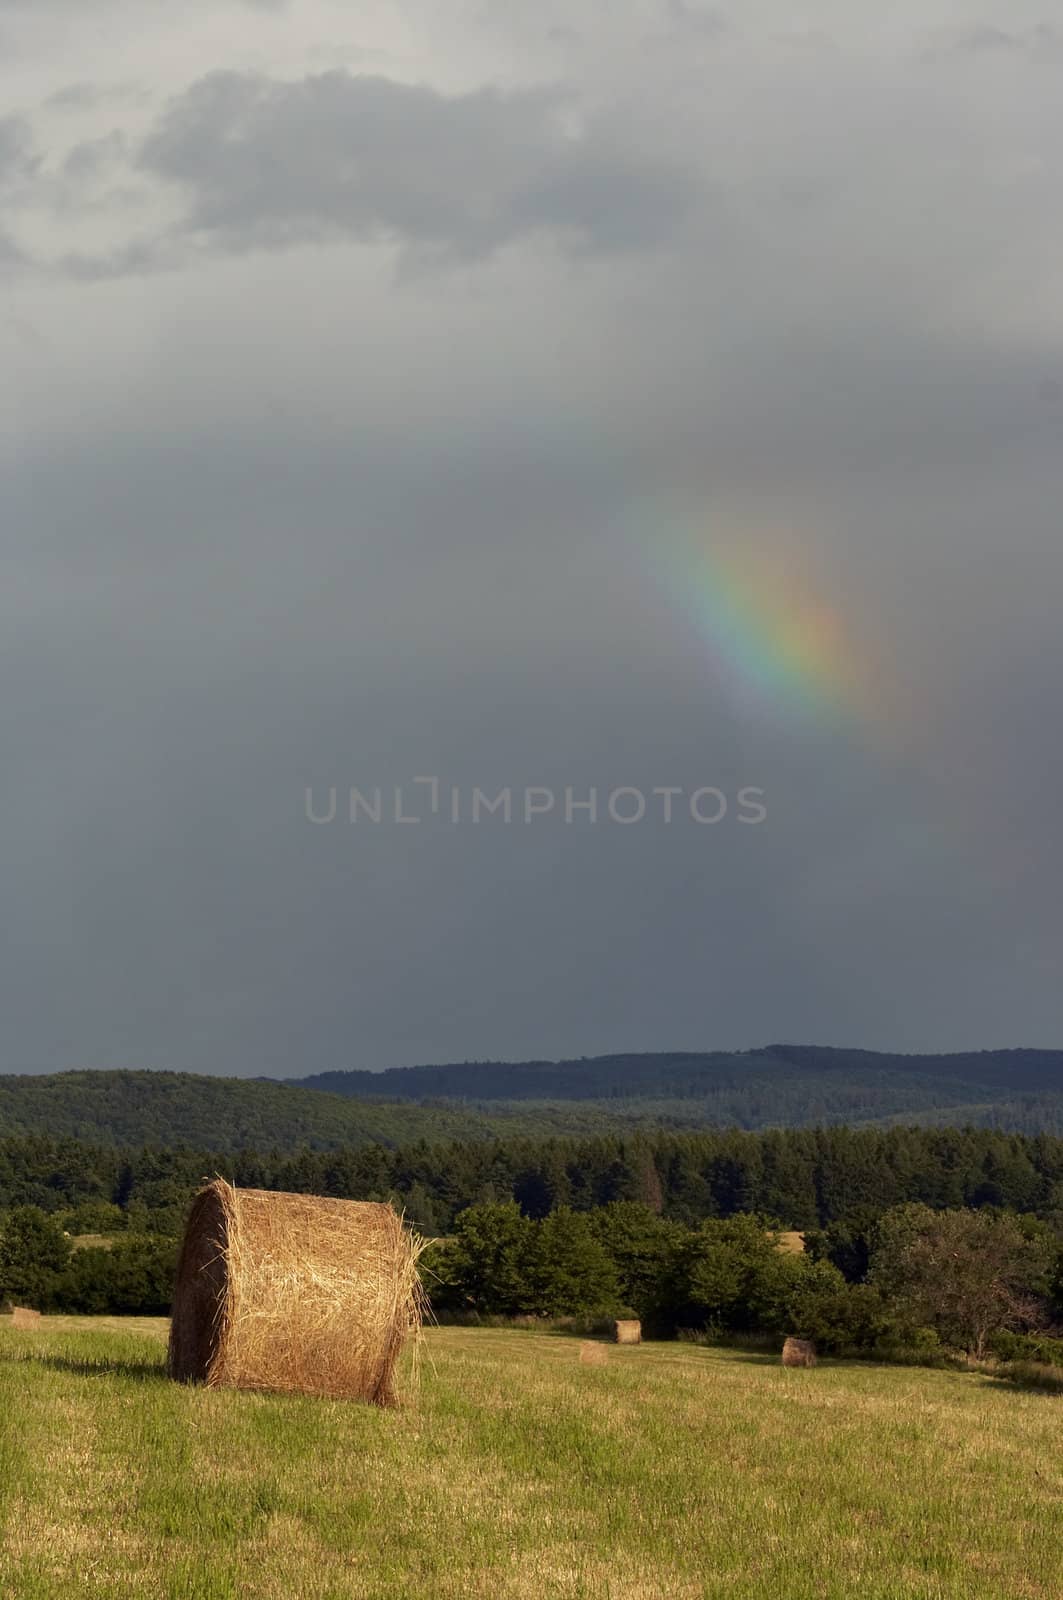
0;1319;1060;1599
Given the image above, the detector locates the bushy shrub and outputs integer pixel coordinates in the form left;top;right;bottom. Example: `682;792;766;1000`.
58;1201;127;1236
0;1207;71;1309
55;1237;178;1316
789;1280;901;1355
989;1330;1063;1369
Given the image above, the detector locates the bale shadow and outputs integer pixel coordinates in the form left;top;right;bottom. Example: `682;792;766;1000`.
0;1351;168;1384
716;1349;852;1369
707;1350;780;1366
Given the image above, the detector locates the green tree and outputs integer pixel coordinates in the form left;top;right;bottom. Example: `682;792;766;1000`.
788;1274;916;1355
59;1201;126;1237
588;1202;680;1314
523;1208;620;1317
664;1215;787;1333
0;1206;72;1308
57;1237;178;1315
448;1201;534;1315
869;1205;1054;1357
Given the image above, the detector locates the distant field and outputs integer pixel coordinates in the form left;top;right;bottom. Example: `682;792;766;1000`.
1;1319;1060;1599
776;1230;805;1254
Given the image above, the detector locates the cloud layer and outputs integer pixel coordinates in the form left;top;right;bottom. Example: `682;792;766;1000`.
138;70;693;260
3;0;1062;1073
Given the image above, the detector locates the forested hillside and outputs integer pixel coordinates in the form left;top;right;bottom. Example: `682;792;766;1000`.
292;1045;1063;1102
1;1048;1061;1151
0;1071;507;1150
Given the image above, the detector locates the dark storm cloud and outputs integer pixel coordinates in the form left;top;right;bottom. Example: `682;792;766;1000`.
4;4;1062;1075
4;297;1062;1076
137;70;695;259
4;429;1059;1075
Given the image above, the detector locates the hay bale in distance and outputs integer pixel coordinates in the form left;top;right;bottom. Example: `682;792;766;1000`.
579;1341;608;1366
781;1337;817;1368
614;1319;641;1344
11;1307;41;1329
168;1179;424;1404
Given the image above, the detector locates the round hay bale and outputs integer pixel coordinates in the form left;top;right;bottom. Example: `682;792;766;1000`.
168;1179;425;1404
579;1340;608;1366
781;1336;817;1368
11;1307;41;1329
614;1319;641;1344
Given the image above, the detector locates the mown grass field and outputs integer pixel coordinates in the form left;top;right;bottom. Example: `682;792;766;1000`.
0;1318;1059;1600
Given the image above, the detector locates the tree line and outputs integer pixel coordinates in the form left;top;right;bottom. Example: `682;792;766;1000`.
426;1200;1063;1365
2;1125;1062;1238
3;1197;1061;1371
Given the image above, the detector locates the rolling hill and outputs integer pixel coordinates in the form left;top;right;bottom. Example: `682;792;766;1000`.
290;1045;1063;1101
0;1046;1060;1151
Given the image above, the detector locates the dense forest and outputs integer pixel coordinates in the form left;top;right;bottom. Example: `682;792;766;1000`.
2;1046;1062;1152
2;1125;1061;1237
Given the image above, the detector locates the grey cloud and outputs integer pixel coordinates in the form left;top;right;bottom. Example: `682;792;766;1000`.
47;80;150;111
0;229;27;267
922;23;1063;62
62;129;127;182
668;1;727;35
138;70;695;260
0;0;281;6
0;119;33;266
0;116;36;185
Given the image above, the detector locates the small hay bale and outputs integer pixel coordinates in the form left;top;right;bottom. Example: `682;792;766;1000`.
11;1307;41;1329
579;1341;608;1366
614;1319;641;1344
781;1336;817;1368
167;1179;425;1404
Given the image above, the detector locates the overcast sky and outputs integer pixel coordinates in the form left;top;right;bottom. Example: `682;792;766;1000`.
2;1;1061;1075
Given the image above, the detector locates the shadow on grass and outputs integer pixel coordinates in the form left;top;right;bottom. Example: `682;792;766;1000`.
0;1351;168;1384
711;1350;782;1366
706;1349;871;1370
978;1363;1063;1396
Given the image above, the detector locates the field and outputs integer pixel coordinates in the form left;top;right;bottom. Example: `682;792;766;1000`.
0;1320;1060;1600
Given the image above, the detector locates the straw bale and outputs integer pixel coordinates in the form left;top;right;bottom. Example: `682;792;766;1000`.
168;1179;424;1403
781;1336;817;1368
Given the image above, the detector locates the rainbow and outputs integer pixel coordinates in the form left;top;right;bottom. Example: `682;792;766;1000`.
660;526;877;729
647;518;1036;895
